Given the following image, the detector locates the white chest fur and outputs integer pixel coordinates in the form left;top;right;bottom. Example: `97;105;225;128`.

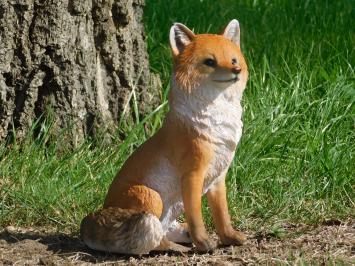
143;80;244;232
170;81;244;192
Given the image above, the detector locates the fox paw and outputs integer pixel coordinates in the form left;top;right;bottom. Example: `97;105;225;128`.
193;236;216;252
166;221;192;243
220;229;246;246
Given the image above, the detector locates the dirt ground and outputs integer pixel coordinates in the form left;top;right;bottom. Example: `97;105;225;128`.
0;220;354;265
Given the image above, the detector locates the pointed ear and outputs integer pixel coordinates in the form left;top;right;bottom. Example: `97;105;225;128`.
169;23;195;57
222;19;240;45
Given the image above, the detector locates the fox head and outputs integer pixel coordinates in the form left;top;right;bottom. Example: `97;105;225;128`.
169;20;248;92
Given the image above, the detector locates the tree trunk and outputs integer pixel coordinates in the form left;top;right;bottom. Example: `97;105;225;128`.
0;0;159;145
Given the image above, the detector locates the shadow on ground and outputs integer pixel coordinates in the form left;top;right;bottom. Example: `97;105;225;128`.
0;227;189;265
0;220;353;265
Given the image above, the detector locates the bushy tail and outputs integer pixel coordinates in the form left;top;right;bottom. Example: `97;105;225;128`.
80;207;163;255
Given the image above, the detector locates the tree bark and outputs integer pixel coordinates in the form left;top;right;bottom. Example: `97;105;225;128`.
0;0;159;145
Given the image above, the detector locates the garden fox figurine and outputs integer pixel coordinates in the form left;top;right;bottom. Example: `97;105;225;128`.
80;19;248;254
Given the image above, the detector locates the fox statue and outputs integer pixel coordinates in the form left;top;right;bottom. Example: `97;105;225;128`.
80;19;249;254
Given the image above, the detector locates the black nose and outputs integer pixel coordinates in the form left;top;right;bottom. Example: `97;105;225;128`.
232;67;241;74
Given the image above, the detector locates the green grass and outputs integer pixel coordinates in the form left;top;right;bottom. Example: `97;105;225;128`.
0;0;354;232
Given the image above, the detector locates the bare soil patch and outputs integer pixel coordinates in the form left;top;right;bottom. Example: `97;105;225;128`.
0;220;353;265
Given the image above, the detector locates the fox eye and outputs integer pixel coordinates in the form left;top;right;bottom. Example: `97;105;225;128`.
203;58;217;67
232;58;237;65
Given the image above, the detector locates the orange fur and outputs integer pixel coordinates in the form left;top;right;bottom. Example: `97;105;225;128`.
173;34;248;91
104;184;163;218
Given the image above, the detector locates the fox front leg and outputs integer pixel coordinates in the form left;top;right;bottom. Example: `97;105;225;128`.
206;175;246;246
180;140;216;252
181;170;216;252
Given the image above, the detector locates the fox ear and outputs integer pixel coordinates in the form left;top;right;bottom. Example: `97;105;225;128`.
169;23;195;57
222;19;240;45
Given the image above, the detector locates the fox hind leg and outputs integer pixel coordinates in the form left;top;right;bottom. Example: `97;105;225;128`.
154;236;191;253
